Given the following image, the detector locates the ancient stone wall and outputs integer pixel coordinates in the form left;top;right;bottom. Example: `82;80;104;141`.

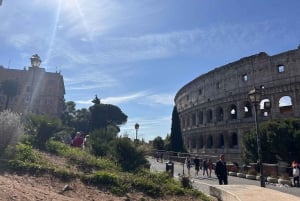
174;46;300;164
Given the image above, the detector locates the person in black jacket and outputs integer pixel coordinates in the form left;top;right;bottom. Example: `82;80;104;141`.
215;154;228;185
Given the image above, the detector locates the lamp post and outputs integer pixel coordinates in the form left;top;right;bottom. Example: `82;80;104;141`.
134;123;139;141
248;87;265;187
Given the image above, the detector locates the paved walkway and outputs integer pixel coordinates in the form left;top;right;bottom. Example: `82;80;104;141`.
148;157;300;201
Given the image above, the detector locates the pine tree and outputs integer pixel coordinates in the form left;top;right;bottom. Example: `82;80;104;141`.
170;106;184;152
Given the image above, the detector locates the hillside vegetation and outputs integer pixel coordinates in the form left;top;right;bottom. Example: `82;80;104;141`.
0;140;211;201
0;109;211;200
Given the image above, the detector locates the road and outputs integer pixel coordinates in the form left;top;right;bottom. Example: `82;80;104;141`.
148;157;300;198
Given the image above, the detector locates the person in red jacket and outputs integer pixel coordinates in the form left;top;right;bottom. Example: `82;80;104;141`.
72;132;84;147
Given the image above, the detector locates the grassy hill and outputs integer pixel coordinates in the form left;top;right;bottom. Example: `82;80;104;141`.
0;141;211;201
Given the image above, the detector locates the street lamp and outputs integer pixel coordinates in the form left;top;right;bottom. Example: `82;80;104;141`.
30;54;41;68
248;87;265;187
134;123;139;141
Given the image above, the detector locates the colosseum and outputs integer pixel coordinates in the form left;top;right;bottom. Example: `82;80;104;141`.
174;45;300;164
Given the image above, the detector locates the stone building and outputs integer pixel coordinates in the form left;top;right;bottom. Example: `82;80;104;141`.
174;45;300;164
0;54;65;117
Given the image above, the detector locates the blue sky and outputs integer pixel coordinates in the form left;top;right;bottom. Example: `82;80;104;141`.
0;0;300;141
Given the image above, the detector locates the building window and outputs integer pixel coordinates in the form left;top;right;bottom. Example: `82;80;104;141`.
192;113;196;126
279;96;292;113
198;88;202;95
198;111;203;124
244;102;252;118
231;133;238;148
243;74;248;81
24;96;30;103
230;105;237;119
216;82;221;89
278;65;285;73
216;107;224;121
207;135;213;148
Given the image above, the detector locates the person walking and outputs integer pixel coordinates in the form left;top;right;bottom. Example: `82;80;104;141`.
185;156;191;177
207;159;213;177
215;154;228;185
202;159;209;177
293;164;300;187
194;156;200;177
72;132;84;148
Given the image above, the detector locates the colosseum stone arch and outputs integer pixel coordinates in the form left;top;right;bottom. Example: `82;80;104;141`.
174;45;300;164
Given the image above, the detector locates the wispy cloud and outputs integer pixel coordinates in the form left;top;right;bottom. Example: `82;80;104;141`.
102;91;149;105
142;94;174;106
75;91;174;106
65;70;118;90
75;91;149;106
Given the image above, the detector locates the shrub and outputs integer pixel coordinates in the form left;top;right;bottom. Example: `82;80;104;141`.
247;168;257;175
51;168;76;181
45;140;70;155
46;140;119;172
10;143;40;163
0;110;24;154
280;173;290;180
82;171;119;186
24;114;61;150
132;177;162;197
112;138;148;172
180;175;192;189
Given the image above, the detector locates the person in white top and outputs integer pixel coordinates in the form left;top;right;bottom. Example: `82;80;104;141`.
292;165;299;187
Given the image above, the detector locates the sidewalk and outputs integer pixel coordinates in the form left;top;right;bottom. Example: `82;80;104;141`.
148;158;300;201
209;185;300;201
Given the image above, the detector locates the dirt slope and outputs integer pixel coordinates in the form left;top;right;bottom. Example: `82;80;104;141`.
0;173;124;201
0;151;203;201
0;173;201;201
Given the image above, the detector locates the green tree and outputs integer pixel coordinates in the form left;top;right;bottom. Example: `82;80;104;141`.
1;79;19;109
243;118;300;164
61;101;76;126
89;125;119;157
61;101;91;133
25;114;62;150
89;103;127;131
170;106;184;152
152;136;165;150
73;108;90;133
164;134;171;150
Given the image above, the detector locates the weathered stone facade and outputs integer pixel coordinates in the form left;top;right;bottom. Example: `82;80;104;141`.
174;45;300;164
0;55;65;117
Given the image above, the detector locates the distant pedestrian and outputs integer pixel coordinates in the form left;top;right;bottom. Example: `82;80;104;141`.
207;159;213;177
255;160;261;173
82;135;90;150
155;152;159;162
160;152;164;163
293;164;300;187
194;156;200;177
202;159;208;177
186;157;191;176
72;132;84;148
215;154;228;185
